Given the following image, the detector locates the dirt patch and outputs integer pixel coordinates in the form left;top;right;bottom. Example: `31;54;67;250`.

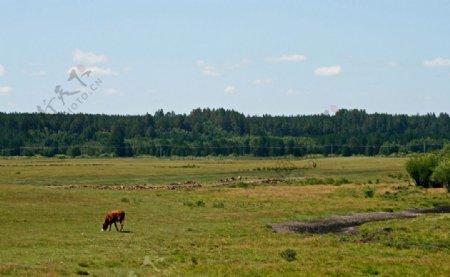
269;206;450;234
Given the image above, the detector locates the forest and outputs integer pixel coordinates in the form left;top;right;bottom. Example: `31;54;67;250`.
0;108;449;157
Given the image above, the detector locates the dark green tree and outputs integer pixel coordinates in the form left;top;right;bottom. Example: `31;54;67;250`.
109;124;125;157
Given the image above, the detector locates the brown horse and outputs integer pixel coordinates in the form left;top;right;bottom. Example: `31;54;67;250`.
102;210;125;232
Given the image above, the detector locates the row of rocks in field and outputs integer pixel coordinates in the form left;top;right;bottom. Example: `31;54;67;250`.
51;181;202;191
214;177;287;187
219;176;286;184
253;178;286;184
49;177;288;190
219;176;245;182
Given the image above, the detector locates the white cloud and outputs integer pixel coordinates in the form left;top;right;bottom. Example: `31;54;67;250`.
423;58;450;67
314;65;342;76
196;60;220;77
103;88;122;96
30;71;48;77
253;79;273;85
88;67;118;76
0;64;5;76
0;86;13;95
224;86;236;94
73;49;108;64
227;59;251;70
265;54;306;62
203;68;220;77
68;66;118;76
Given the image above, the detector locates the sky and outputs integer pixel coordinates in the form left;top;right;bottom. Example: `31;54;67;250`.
0;0;449;116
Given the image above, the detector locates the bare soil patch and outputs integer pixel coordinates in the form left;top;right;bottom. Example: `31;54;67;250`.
269;206;450;234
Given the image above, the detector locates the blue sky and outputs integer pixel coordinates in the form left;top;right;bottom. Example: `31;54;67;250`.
0;0;449;115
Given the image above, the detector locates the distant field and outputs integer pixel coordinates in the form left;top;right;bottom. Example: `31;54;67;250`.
0;156;408;186
0;157;449;276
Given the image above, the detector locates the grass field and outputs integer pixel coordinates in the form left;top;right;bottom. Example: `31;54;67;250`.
0;157;449;276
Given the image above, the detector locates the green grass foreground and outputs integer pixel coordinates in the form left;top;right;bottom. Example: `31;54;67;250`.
0;157;449;276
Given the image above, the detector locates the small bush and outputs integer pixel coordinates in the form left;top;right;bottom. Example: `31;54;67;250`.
363;186;375;198
121;197;130;203
76;269;89;275
280;249;297;262
196;200;206;207
361;266;380;276
431;159;450;191
184;200;206;207
406;154;439;188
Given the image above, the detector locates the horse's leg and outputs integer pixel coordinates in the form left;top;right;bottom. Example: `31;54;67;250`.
119;220;124;232
114;222;119;231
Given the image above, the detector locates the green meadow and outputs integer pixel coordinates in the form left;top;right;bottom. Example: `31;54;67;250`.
0;157;449;276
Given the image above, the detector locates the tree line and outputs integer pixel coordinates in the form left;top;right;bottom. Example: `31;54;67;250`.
0;108;449;157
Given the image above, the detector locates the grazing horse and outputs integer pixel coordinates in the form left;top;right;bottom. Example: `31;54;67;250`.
102;210;125;232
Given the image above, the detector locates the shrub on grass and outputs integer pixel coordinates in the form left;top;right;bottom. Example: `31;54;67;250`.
363;186;375;198
361;266;380;276
406;154;439;188
280;249;297;262
431;159;450;192
335;177;350;185
196;200;206;207
184;200;206;207
76;269;89;275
